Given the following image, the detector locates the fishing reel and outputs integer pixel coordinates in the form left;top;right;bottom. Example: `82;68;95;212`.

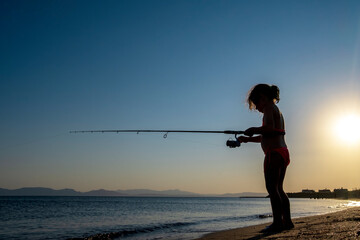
226;139;241;148
226;134;241;148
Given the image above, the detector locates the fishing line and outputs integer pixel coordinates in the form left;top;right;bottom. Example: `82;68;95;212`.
160;135;226;148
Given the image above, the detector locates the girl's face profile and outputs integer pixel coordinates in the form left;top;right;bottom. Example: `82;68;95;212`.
254;95;266;113
255;102;264;113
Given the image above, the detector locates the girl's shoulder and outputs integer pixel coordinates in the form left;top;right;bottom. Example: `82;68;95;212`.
272;104;281;114
263;103;280;114
264;104;283;120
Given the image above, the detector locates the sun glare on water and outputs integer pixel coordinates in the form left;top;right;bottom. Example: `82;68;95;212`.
334;114;360;145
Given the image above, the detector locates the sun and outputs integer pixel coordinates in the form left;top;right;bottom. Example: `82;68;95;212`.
333;113;360;145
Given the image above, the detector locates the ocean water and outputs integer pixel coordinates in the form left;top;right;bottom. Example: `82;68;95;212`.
0;196;357;240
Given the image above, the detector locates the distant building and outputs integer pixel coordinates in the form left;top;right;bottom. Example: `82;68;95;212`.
334;188;348;193
334;188;349;199
289;187;360;199
319;189;331;193
302;189;315;193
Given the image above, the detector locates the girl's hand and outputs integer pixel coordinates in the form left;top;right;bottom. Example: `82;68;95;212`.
244;127;255;137
237;136;248;143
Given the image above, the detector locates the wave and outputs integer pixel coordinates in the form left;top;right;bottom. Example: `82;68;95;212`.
66;222;193;240
67;213;272;240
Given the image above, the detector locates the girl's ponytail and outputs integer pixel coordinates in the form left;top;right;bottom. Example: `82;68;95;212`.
270;85;280;103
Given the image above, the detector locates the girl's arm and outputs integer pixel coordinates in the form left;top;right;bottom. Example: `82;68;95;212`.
244;106;275;136
238;135;262;143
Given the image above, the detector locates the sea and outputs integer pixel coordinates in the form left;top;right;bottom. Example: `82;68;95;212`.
0;196;359;240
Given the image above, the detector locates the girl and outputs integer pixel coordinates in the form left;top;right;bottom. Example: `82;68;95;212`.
238;84;294;232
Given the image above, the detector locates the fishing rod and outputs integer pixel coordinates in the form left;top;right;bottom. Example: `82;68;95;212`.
69;129;244;148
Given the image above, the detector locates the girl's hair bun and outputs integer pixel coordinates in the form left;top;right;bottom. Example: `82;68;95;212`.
270;85;280;103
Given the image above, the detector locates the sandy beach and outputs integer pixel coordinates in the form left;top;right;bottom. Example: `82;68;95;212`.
197;207;360;240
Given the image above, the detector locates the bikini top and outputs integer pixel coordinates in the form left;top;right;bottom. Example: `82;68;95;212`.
272;128;286;135
262;120;286;136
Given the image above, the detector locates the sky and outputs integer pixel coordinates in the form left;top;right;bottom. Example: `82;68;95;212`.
1;0;360;194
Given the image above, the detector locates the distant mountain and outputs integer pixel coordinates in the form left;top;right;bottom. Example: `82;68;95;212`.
116;189;202;197
0;187;266;197
0;187;82;196
219;192;267;197
83;189;127;196
0;188;12;195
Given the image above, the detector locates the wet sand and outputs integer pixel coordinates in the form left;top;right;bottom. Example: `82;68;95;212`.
197;207;360;239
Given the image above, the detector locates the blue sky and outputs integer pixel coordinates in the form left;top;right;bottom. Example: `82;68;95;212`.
1;0;360;194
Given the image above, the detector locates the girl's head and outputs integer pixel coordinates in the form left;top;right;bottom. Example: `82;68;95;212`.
247;84;280;111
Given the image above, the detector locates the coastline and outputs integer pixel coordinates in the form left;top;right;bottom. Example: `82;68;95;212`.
197;207;360;239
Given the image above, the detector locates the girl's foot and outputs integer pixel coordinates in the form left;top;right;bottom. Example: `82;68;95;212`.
260;223;283;233
283;221;294;230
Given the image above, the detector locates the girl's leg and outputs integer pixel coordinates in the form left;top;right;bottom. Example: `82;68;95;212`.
278;166;294;228
264;153;284;229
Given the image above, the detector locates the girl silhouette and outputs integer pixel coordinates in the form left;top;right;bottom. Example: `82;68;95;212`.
238;84;294;232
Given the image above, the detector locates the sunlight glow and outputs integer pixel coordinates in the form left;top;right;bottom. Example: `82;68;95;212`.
346;201;360;207
334;114;360;145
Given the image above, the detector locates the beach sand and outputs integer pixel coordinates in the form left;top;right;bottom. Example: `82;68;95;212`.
197;207;360;239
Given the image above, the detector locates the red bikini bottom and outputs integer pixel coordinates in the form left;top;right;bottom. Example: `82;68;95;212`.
264;147;290;172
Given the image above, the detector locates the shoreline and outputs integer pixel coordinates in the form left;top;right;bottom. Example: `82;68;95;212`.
196;207;360;239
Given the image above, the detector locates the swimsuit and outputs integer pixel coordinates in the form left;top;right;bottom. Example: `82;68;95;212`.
262;128;286;137
262;118;285;137
264;147;290;172
262;121;289;172
273;128;285;135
